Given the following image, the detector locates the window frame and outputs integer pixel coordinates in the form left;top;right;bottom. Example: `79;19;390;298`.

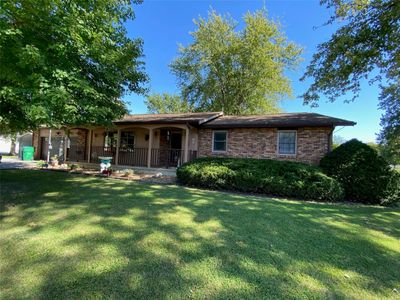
277;130;297;156
120;131;135;151
212;130;228;153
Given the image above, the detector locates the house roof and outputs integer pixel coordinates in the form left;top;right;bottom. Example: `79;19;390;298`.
113;112;355;128
113;112;223;126
199;113;356;128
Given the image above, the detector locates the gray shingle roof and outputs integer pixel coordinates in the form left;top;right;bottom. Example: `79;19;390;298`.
199;113;356;128
113;112;355;128
113;112;223;126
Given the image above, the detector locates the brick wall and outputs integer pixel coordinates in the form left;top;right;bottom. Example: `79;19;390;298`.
198;127;333;165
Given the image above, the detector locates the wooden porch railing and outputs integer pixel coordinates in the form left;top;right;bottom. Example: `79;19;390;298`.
89;146;116;163
118;148;148;167
68;146;198;167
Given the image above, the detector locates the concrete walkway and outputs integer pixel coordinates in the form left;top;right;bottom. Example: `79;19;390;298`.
0;158;37;170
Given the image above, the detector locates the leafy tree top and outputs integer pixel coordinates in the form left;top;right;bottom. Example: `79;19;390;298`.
301;0;399;162
0;0;147;133
170;9;302;115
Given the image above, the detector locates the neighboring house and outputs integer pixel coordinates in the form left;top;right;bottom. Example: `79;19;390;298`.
0;133;33;158
32;112;355;167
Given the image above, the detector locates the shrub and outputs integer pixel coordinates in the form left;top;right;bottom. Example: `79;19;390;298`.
36;160;47;168
381;171;400;206
177;157;344;202
320;139;393;204
69;163;81;170
121;169;134;177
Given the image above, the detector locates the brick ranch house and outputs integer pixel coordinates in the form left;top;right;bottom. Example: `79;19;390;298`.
32;112;355;167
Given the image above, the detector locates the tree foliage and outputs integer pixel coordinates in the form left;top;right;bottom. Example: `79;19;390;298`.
302;0;400;158
170;9;302;115
0;0;147;133
145;93;193;114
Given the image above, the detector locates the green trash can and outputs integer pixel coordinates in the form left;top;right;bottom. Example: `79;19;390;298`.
22;146;34;161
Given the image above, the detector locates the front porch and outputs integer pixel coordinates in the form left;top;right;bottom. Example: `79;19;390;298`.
35;124;198;168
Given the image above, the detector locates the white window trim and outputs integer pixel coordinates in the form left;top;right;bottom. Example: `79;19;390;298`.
277;130;297;156
212;130;228;153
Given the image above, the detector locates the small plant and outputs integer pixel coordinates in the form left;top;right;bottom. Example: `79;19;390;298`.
69;163;81;171
50;155;59;166
122;169;134;177
36;160;47;168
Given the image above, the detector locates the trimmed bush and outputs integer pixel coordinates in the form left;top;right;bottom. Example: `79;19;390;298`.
177;157;344;202
381;171;400;206
320;139;393;204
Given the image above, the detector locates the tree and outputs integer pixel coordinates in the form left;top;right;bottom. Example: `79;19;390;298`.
301;0;399;158
170;9;302;115
0;0;147;133
332;135;346;149
145;93;193;114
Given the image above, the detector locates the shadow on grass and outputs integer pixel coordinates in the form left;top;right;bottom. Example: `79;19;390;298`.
1;170;399;299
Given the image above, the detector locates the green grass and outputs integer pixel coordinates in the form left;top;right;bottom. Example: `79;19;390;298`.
1;170;399;299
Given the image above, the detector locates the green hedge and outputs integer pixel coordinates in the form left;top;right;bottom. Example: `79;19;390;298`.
320;139;394;204
177;157;344;202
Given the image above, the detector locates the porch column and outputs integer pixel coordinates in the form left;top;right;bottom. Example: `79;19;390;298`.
184;126;190;163
87;129;92;163
115;129;121;166
63;130;68;162
147;128;153;168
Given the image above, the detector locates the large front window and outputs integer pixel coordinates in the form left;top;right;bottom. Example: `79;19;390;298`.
120;131;135;150
213;131;227;152
278;131;296;155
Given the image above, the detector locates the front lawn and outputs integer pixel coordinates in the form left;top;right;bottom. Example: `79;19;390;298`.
1;170;399;299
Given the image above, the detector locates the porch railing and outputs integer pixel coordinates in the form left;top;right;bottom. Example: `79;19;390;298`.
118;148;148;167
90;146;116;163
68;146;198;167
67;145;86;162
151;149;183;168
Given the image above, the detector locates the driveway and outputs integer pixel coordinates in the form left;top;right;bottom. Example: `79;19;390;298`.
0;158;37;170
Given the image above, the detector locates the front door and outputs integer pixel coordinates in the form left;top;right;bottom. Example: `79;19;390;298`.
169;132;182;167
170;132;182;149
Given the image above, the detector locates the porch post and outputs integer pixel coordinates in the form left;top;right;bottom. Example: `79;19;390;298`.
147;128;153;168
115;129;121;166
184;126;190;163
87;129;92;163
63;129;68;162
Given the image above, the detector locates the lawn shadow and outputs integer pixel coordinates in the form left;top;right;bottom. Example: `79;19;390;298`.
1;170;399;299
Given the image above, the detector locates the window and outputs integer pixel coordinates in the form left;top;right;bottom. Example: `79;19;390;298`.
104;131;118;148
120;131;135;150
213;131;227;152
278;131;296;155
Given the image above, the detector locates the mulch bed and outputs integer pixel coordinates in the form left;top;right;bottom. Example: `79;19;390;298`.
37;165;177;185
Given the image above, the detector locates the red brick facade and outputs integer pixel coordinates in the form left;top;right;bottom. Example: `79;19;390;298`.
198;127;333;165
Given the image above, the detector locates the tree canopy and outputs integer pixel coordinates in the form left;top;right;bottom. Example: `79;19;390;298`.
302;0;399;161
0;0;147;133
170;9;302;115
145;93;193;114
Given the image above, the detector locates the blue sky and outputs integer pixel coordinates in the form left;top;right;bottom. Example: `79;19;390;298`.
124;0;382;143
